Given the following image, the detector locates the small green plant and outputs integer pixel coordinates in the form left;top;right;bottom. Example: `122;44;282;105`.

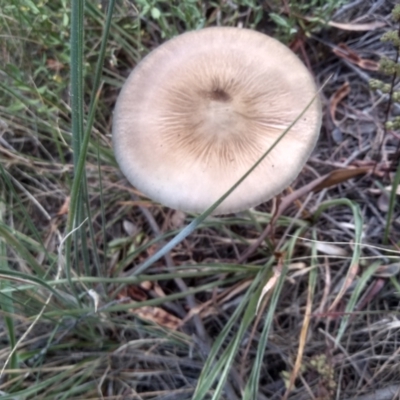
368;4;400;242
369;5;400;131
268;0;349;43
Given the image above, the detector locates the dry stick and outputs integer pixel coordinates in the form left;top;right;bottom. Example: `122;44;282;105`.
137;203;240;400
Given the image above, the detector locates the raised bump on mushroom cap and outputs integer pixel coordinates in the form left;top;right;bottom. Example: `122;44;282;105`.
113;27;322;214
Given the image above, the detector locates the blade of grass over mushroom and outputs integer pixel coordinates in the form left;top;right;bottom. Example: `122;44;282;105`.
132;85;326;276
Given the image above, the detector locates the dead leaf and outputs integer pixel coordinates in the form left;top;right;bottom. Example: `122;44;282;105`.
354;278;385;316
385;185;400;196
128;287;148;302
117;288;182;330
318;258;331;316
358;59;380;70
170;210;186;228
332;275;359;295
304;241;348;257
288;262;307;271
312;167;370;192
152;282;167;297
256;265;281;314
330;81;350;127
140;281;153;291
328;263;359;312
333;43;379;71
378;192;389;212
123;285;148;302
370;185;399;212
123;220;138;236
46;58;64;71
88;289;100;312
373;263;400;278
131;305;182;330
286;262;308;283
56;196;70;216
328;20;386;31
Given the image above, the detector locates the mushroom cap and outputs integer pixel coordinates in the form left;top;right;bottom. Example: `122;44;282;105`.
113;27;322;214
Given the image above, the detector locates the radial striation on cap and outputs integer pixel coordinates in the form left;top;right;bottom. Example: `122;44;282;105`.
113;27;322;214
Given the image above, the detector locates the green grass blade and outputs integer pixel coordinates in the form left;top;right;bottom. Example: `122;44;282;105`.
0;269;70;303
193;265;272;399
0;203;18;372
243;226;308;398
0;165;46;252
335;261;381;343
0;223;45;276
66;0;115;294
65;0;85;300
384;159;400;243
70;0;85;161
312;199;363;344
83;0;116;283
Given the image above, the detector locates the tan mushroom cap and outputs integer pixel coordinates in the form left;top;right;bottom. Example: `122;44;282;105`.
113;27;322;214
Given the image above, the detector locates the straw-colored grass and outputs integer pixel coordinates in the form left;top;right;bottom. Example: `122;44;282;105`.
1;1;400;399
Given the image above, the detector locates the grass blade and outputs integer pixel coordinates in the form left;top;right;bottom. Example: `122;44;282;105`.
312;199;363;344
0;203;18;372
384;160;400;243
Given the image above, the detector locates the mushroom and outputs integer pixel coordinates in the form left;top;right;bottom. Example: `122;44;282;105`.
112;27;322;215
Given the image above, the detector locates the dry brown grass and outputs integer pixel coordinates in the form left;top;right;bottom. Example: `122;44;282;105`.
0;0;400;399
